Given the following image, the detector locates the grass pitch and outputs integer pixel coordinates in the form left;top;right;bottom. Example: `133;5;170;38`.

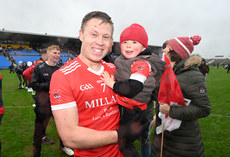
0;66;229;156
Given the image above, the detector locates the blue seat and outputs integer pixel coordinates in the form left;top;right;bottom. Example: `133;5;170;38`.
13;56;41;65
0;55;12;69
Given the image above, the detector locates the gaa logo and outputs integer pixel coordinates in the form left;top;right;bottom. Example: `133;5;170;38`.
80;83;94;91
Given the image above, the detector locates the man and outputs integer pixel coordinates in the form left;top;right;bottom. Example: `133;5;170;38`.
0;73;4;157
23;49;48;83
23;49;54;142
49;11;124;157
31;45;74;157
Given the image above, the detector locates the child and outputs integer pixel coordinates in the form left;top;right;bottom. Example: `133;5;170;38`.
101;23;165;157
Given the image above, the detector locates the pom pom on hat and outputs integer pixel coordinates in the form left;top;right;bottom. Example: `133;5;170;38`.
191;35;201;45
167;35;201;59
120;23;148;48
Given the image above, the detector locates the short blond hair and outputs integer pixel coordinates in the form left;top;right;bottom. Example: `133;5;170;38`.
47;45;60;53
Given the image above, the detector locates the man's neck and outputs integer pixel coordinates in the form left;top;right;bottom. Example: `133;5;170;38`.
46;61;56;66
79;54;101;71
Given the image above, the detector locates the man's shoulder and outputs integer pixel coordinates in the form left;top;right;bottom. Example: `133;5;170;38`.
34;62;45;69
56;59;82;76
102;60;116;69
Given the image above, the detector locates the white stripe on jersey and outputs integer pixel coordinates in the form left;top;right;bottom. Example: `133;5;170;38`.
130;73;147;83
87;65;104;75
102;61;116;68
60;61;81;75
51;101;76;111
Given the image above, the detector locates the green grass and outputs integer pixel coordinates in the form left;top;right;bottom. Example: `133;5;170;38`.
199;66;230;156
0;66;230;156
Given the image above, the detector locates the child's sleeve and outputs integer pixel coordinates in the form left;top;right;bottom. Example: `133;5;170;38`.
130;60;151;83
113;60;151;98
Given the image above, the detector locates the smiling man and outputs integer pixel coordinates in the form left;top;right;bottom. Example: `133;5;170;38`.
49;11;123;157
31;45;74;157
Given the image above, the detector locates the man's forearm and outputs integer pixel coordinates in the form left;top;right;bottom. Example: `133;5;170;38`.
59;126;118;149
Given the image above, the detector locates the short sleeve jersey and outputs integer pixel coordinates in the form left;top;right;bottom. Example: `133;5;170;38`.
50;56;122;157
0;73;4;115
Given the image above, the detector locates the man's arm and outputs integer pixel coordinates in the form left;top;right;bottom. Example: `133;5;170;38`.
50;70;118;149
52;105;118;149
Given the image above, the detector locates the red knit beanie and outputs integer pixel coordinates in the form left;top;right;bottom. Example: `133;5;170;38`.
167;35;201;59
120;23;148;48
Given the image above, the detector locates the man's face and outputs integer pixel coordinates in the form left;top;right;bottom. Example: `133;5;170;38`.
79;18;113;64
47;48;60;64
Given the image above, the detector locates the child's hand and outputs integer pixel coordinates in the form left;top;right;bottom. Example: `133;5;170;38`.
101;71;115;89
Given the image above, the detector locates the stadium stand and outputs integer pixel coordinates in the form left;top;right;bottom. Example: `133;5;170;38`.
9;49;39;56
0;55;11;69
13;56;41;65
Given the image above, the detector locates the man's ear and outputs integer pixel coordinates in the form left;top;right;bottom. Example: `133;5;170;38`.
79;29;83;41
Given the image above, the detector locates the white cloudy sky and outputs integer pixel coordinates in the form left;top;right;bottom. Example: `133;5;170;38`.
1;0;230;58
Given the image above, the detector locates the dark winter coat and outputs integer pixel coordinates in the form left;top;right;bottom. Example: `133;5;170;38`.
114;48;165;104
114;48;165;120
151;55;211;157
31;62;60;115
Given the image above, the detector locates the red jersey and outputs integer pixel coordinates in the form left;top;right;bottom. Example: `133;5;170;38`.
0;73;4;115
50;57;123;157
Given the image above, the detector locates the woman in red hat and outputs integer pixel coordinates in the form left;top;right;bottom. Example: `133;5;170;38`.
151;35;211;157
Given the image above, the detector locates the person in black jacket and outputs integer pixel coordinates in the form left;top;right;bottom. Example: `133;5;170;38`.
21;61;29;88
198;58;209;82
31;45;73;157
9;63;15;73
151;36;211;157
15;62;24;89
227;63;230;73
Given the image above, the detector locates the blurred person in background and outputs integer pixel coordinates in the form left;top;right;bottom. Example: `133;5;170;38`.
0;73;4;157
15;61;24;89
21;61;29;89
227;63;230;73
23;49;48;92
31;45;73;157
65;56;74;63
198;58;209;82
9;63;15;73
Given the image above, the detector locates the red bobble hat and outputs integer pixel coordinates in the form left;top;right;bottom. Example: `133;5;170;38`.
167;35;202;59
120;23;148;48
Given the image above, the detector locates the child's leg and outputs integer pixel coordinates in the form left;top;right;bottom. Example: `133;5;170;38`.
140;121;151;157
119;106;140;157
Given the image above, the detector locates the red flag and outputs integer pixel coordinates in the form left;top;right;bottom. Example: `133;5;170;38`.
156;54;185;134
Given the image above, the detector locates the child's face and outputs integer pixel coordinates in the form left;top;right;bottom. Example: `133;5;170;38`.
120;40;146;59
